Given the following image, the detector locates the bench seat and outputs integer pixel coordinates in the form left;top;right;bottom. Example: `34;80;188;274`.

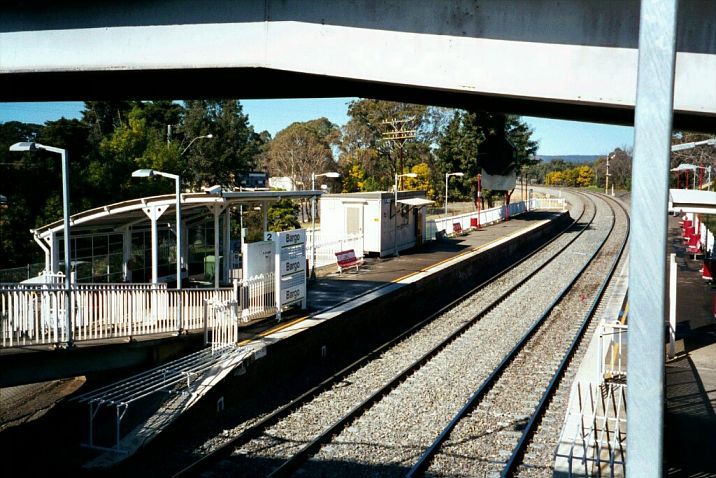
335;249;364;274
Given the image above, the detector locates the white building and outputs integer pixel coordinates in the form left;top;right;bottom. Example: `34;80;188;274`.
320;191;433;257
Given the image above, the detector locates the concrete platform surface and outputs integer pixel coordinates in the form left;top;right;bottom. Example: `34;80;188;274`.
665;214;716;476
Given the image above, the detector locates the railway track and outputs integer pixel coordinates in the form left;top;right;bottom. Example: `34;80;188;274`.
169;190;628;477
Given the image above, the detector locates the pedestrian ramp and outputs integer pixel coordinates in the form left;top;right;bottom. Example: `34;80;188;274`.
72;343;255;469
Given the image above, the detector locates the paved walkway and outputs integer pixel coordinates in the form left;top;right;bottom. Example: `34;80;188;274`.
665;214;716;476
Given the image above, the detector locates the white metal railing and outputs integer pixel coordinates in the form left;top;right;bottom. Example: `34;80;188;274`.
204;298;240;352
0;282;233;348
72;344;250;453
426;201;529;241
599;321;628;382
531;197;567;210
237;273;277;323
306;232;365;270
555;381;627;477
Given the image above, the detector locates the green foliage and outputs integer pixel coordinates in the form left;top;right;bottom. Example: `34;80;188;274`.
181;100;264;189
267;199;301;232
0;98;540;270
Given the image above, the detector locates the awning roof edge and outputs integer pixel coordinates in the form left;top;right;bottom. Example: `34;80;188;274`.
397;198;435;207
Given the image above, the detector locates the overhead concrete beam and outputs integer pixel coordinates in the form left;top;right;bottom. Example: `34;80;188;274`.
1;0;714;126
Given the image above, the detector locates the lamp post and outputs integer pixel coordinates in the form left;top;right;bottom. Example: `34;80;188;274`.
10;142;73;347
132;168;184;332
394;172;418;257
310;171;340;280
445;172;464;215
181;133;214;156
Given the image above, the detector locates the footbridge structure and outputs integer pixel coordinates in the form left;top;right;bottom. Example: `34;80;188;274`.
1;0;714;127
2;1;716;475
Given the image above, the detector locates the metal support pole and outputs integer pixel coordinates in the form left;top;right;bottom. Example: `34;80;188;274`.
175;176;183;332
311;173;317;280
394;174;399;257
627;0;678;475
60;149;73;347
445;175;449;216
213;206;220;290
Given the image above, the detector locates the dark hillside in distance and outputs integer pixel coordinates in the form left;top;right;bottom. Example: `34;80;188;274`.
537;155;600;164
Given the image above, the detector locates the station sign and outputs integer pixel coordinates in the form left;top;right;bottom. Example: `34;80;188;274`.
265;229;308;316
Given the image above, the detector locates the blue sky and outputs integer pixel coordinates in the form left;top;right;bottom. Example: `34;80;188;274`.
0;99;634;156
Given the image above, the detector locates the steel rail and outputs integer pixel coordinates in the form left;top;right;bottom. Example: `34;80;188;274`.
174;196;588;478
265;193;597;478
406;192;620;477
501;195;629;477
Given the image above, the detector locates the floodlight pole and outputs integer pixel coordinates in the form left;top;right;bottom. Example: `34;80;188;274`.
58;147;72;347
9;142;73;347
181;133;214;157
132;169;184;333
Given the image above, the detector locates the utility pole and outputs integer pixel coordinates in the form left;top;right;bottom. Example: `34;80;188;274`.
382;118;416;183
605;152;612;195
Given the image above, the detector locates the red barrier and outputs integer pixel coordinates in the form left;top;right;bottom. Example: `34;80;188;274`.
703;258;714;281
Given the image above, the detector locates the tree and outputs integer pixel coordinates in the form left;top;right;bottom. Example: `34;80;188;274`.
264;118;340;220
181;100;263;189
341;163;366;193
264;118;339;190
434;110;538;205
545;171;564;185
340;100;430;191
576;165;595;187
404;162;436;199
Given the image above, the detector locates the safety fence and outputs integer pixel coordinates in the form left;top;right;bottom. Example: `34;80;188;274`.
426;197;566;241
237;272;277;323
0;281;234;348
555;381;627;477
599;321;628;382
306;232;365;271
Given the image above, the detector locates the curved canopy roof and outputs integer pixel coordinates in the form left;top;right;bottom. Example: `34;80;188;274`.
33;189;321;240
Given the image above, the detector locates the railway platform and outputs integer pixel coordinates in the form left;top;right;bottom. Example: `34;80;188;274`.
664;213;716;476
554;207;716;477
1;204;571;472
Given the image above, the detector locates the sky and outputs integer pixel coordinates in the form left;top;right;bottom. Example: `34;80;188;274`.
0;99;634;157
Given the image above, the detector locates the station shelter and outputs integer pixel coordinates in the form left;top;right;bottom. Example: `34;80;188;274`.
30;188;320;289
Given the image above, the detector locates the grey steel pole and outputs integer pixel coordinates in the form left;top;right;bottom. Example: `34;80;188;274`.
445;174;449;216
628;0;678;475
311;173;317;280
394;174;399;257
175;176;183;333
60;149;73;347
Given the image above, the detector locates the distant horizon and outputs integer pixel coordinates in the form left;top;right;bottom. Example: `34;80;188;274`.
0;100;634;157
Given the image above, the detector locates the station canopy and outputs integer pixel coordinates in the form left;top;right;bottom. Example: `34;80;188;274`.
32;189;321;240
668;189;716;216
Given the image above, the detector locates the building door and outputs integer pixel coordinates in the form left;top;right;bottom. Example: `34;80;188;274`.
345;205;363;255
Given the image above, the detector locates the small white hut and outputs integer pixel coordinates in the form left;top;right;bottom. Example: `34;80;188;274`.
319;191;433;257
